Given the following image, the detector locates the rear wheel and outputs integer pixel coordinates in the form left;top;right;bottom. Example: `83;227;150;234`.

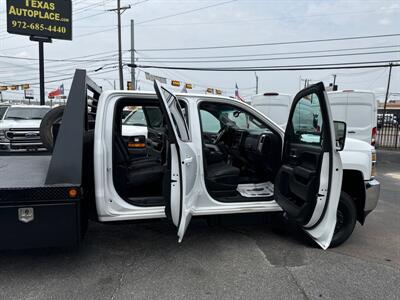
330;191;357;248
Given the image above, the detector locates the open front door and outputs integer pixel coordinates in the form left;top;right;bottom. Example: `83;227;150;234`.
274;82;343;249
154;81;198;242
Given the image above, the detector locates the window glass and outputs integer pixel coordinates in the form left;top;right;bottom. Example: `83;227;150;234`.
199;103;268;134
144;107;163;129
123;108;147;126
200;110;221;133
291;93;323;145
162;88;190;142
5;107;50;120
225;110;266;132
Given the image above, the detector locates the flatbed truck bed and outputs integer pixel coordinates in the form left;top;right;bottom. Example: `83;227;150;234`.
0;155;84;250
0;71;99;250
0;155;51;189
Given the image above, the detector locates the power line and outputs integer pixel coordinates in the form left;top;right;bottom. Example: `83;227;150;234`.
136;50;399;64
135;44;400;60
137;33;400;52
135;0;238;25
133;60;400;72
0;50;127;71
0;54;122;63
136;8;398;27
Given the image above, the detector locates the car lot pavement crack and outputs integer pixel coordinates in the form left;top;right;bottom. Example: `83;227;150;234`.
285;266;310;300
110;263;130;300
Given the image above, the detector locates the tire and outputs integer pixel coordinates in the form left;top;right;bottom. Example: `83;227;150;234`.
40;105;65;151
330;191;357;248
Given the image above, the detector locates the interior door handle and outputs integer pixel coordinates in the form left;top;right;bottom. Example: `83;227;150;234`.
184;157;193;166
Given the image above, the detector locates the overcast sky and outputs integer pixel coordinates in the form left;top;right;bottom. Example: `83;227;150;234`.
1;0;399;101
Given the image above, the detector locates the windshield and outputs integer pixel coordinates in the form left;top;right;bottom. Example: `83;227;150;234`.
5;107;50;120
123;108;147;126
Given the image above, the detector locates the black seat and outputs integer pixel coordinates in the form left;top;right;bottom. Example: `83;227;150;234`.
115;133;160;167
114;133;164;195
126;162;164;188
206;161;240;191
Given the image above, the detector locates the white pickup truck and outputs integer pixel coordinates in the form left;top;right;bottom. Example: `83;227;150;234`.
0;70;380;251
0;104;50;151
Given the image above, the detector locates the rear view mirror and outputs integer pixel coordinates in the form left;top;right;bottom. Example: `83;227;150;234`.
334;121;346;151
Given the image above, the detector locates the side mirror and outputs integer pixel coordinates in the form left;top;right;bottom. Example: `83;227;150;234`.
334;121;346;151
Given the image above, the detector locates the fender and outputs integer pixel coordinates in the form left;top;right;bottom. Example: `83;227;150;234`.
339;138;373;180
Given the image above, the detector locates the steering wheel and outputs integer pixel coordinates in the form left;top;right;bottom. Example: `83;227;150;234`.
214;125;229;145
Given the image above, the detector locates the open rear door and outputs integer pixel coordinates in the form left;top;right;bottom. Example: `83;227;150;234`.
274;82;343;249
154;81;198;242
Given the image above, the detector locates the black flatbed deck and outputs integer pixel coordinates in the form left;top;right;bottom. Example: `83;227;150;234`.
0;155;51;189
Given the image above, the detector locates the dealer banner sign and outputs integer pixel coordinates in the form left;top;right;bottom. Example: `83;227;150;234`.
6;0;72;40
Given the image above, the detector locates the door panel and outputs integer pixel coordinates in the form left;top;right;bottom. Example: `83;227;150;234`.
274;82;342;249
153;81;198;242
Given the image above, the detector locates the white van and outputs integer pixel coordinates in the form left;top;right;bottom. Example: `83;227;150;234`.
252;90;378;146
251;93;292;128
328;90;378;145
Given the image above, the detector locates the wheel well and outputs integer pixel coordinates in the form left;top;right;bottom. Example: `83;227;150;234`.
341;170;366;224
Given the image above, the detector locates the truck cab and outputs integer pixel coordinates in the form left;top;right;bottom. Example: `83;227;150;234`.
93;81;354;249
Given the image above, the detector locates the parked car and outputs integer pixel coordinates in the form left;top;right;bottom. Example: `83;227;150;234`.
121;107;148;137
0;104;50;151
0;70;380;251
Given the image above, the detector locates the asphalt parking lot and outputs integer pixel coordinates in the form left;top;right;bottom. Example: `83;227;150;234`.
0;150;399;300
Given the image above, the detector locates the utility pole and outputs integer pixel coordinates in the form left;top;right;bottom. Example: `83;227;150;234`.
255;72;259;94
382;63;393;129
39;41;45;105
30;36;52;105
108;1;131;90
131;19;136;90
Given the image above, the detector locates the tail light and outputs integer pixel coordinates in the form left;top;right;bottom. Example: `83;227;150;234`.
371;127;377;146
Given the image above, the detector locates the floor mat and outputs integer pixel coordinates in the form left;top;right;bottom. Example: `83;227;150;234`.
236;182;274;198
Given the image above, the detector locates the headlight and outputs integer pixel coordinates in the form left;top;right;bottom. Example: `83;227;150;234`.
0;130;6;141
371;150;377;177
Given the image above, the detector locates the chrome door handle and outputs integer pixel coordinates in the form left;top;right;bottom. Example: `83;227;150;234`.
184;157;193;166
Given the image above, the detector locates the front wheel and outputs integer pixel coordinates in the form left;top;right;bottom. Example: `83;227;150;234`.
330;191;357;248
